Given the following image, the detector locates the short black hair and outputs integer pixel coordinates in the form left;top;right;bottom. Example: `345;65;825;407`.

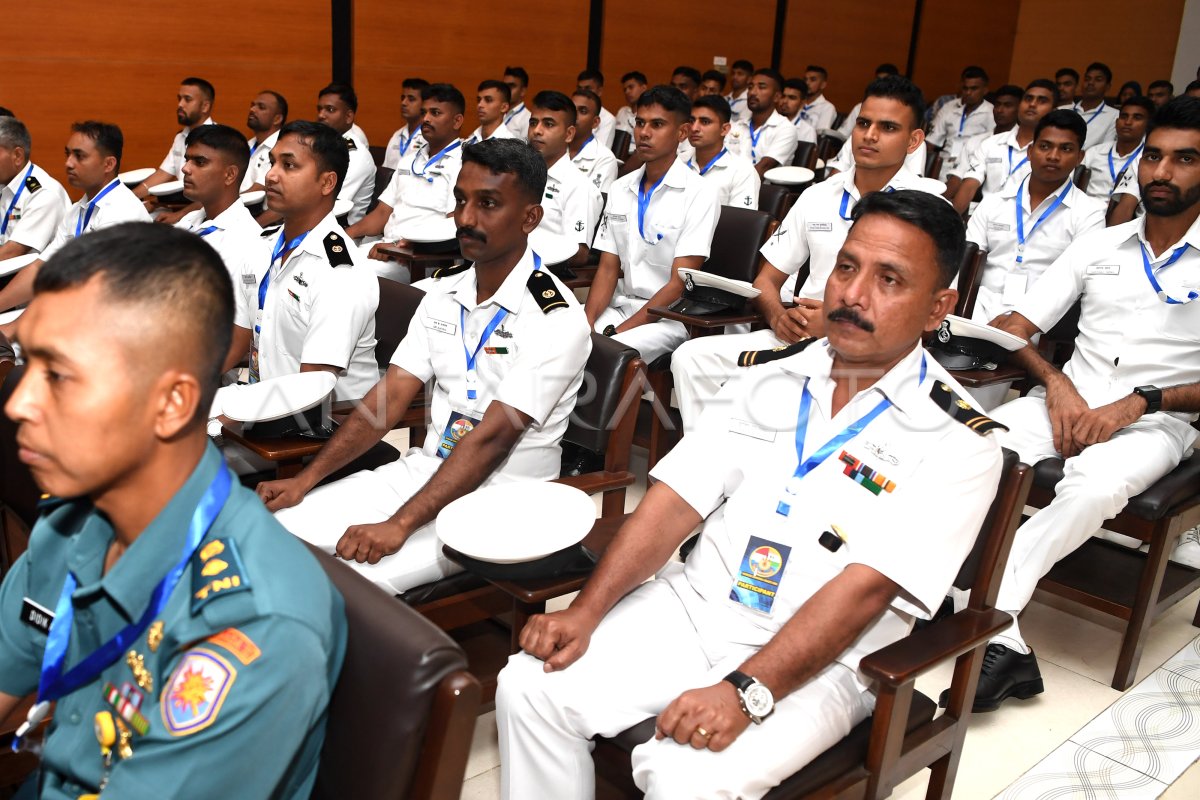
1034;109;1087;148
1186;80;1200;94
402;77;430;92
0;107;14;118
701;70;727;91
182;77;215;104
635;85;692;122
875;63;900;76
1119;80;1143;97
423;83;466;115
260;90;288;123
961;66;988;83
318;82;358;112
461;138;547;205
531;90;577;126
34;223;233;419
71;121;124;169
993;84;1024;102
862;75;926;129
1147;95;1200;137
851;190;965;289
503;66;529;87
783;77;806;94
572;87;602;116
1056;67;1080;82
577;69;604;86
621;71;647;85
1085;62;1113;85
672;66;702;86
805;65;828;79
753;68;785;93
731;59;754;73
692;94;732;123
1149;80;1174;94
185;124;251;181
1121;96;1156;116
1026;78;1058;96
278;120;349;192
478;79;512;104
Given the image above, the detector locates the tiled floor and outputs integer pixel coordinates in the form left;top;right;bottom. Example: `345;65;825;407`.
453;449;1200;799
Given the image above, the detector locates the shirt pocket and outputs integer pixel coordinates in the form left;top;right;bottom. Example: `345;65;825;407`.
645;219;682;268
1157;298;1200;342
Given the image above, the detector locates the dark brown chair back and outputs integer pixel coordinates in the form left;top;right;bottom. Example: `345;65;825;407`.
308;542;480;800
368;145;387;169
564;334;640;456
1073;165;1091;193
792;141;817;170
815;133;843;163
758;183;792;222
368;166;395;215
704;206;774;284
925;149;943;179
611;130;632;162
375;279;426;370
953;243;985;318
0;364;38;574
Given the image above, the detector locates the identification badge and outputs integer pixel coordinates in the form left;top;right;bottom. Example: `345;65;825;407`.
606;213;627;224
1002;272;1028;305
985;157;1003;164
20;597;53;634
729;537;791;615
437;409;482;459
987;222;1011;232
241;273;256;285
1087;264;1120;276
807;222;833;232
426;317;457;335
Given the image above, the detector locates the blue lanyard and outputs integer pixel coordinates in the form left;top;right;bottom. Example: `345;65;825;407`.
638;170;667;240
258;229;309;313
800;103;814;120
16;466;232;750
688;148;727;176
1108;143;1143;188
838;189;855;221
1140;242;1196;304
504;103;525;124
1;164;34;236
777;356;926;517
958;105;969;135
1074;103;1105;124
1015;177;1070;264
414;140;461;183
1007;146;1028;177
75;178;120;238
397;127;415;158
458;254;542;400
578;134;595;155
196;225;219;237
748;120;765;161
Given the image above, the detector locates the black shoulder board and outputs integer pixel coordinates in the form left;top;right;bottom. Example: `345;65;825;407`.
345;138;358;151
431;263;471;279
527;270;569;314
36;493;68;514
737;337;818;367
324;232;353;267
260;224;282;238
24;175;42;194
930;381;1009;435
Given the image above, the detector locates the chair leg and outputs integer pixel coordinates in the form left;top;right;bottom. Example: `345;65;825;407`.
864;683;913;799
601;489;626;519
1114;519;1175;690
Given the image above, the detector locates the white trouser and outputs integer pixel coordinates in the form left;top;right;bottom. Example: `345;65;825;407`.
273;448;459;593
671;329;784;430
991;396;1196;635
368;255;412;284
595;294;688;366
496;577;872;800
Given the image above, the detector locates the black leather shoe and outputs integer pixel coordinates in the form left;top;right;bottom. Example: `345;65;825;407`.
560;444;605;477
938;643;1044;713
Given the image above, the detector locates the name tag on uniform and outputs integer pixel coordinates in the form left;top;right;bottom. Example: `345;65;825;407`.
985;157;1003;164
606;213;627;224
426;317;457;335
807;222;833;232
729;536;792;615
1087;264;1120;276
21;598;54;634
988;222;1010;232
241;273;256;285
728;418;776;442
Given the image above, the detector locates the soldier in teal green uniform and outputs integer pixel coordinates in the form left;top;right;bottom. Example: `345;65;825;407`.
0;222;347;799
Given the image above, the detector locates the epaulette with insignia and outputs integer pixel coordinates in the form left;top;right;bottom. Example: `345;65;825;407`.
431;263;471;279
930;382;1009;435
36;493;68;515
737;337;817;367
260;224;282;238
345;138;358;151
24;175;42;194
324;232;353;267
191;538;252;613
527;270;568;313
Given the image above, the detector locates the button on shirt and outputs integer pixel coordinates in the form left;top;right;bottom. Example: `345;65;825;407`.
726;111;799;167
1082;139;1143;199
927;99;994;171
955;128;1032;193
571;136;620;193
242;130;280;190
0;163;69;253
0;444;347;800
679;145;761;209
160;118;216;177
966;177;1105;322
530;153;602;261
380;139;464;241
340;135;376;226
382;124;425;170
762;165;927;301
390;248;591;480
797;94;836;132
233;212;380;401
1015;216;1200;419
175;202;265;282
1066;102;1119;151
594;158;721;300
650;341;1002;690
40;181;151;262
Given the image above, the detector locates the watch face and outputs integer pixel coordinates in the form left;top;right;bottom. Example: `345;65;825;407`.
744;683;774;717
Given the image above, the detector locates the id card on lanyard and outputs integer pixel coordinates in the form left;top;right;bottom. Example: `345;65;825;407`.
248;229;308;383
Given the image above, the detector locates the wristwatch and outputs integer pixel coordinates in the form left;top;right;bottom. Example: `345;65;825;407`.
1133;385;1162;415
723;670;775;724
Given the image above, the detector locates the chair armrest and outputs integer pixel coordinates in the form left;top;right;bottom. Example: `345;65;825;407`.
646;305;765;329
220;423;326;461
554;471;636;495
948;365;1026;389
858;608;1013;687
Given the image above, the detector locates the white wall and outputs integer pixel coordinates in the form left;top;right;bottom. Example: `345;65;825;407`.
1172;0;1200;90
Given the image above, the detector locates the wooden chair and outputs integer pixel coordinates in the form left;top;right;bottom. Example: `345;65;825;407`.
815;132;844;164
793;140;817;170
952;243;985;318
925;148;943;180
368;165;394;215
758;183;794;221
373;242;464;284
611;130;632;163
368;144;387;169
592;451;1033;800
1072;165;1091;193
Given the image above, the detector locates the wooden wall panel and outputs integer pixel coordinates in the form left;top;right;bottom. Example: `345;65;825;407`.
355;0;590;146
779;0;917;114
0;0;330;199
1007;0;1185;89
600;0;775;107
911;0;1021;100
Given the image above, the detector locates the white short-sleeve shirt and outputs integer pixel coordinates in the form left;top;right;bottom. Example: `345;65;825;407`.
927;100;994;171
594;157;721;300
724;90;752;124
390;249;591;480
1067;102;1119;151
650;341;1002;688
233;212;380;401
159;118;216;177
570;136;619;194
965;177;1106;322
1082;139;1143;199
954;128;1032;194
40;180;151;262
726;111;799;167
596;106;617;150
339;135;376;226
175;201;265;283
530;153;601;261
797;94;836;132
0;163;69;253
788;114;819;146
463;123;518;146
382;125;425;170
504;103;531;141
380;139;464;242
679;146;761;209
242;130;280;190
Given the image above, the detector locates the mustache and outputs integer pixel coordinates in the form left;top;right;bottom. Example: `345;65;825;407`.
456;226;486;243
827;306;875;333
1144;180;1180;196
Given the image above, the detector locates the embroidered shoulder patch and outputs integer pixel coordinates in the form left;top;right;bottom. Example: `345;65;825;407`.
206;628;261;665
191;538;252;613
162;648;237;736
